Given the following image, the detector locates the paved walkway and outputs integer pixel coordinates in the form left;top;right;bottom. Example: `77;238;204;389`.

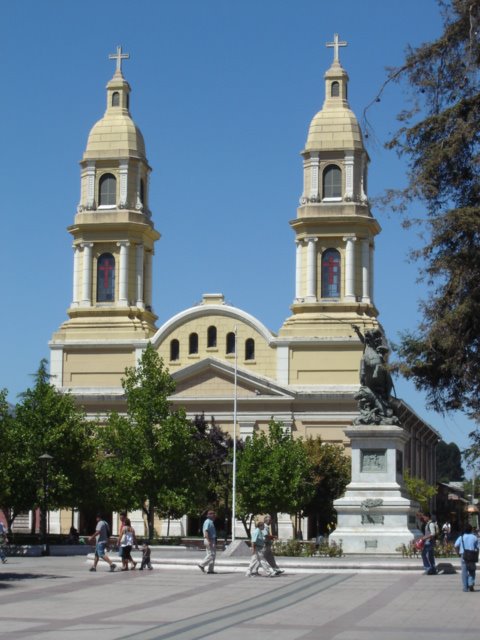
0;555;478;639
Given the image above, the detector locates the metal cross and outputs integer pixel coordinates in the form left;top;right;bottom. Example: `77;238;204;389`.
326;33;347;63
109;45;130;74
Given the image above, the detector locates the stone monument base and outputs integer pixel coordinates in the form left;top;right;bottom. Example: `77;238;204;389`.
329;423;421;554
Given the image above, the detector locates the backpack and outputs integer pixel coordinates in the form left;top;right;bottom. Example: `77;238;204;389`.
429;520;439;540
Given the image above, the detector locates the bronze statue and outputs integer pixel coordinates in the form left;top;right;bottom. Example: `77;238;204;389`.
351;325;399;426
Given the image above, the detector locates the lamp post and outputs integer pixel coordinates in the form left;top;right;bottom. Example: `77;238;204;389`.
38;453;53;556
221;461;233;544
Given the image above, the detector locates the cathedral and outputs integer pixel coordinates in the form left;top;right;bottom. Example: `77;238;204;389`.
49;40;439;538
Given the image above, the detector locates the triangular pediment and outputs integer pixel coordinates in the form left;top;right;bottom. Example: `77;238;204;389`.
171;357;294;400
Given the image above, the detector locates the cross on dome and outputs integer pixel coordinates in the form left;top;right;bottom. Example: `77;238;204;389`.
326;33;347;64
109;45;130;74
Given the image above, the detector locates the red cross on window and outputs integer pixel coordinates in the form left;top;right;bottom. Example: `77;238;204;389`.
323;254;339;284
99;259;114;289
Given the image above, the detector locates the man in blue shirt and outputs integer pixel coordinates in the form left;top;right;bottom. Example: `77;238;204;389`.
198;510;217;574
455;523;479;592
245;520;276;577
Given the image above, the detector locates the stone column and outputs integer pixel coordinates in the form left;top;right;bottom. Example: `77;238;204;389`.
305;237;317;302
72;245;80;307
344;152;354;200
295;241;303;300
117;241;130;306
344;236;356;301
309;154;319;201
360;153;368;202
136;165;143;210
144;250;153;309
85;161;96;209
369;242;375;304
119;160;128;208
135;244;145;309
80;243;93;306
361;239;371;303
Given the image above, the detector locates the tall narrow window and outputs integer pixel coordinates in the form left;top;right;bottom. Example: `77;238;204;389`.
140;178;145;206
226;332;236;355
322;249;341;298
331;81;340;97
97;253;115;302
170;339;180;361
322;165;342;199
112;91;120;107
245;338;255;361
99;173;116;206
207;325;217;348
189;332;199;354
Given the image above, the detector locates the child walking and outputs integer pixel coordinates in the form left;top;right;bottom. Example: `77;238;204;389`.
139;540;153;570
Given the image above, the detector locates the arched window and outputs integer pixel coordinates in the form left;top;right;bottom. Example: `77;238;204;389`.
170;339;180;361
321;249;341;298
140;178;145;206
322;165;342;199
112;92;120;107
207;326;217;348
226;332;236;355
189;332;199;355
331;81;340;97
126;93;130;110
99;173;116;206
245;338;255;361
97;253;115;302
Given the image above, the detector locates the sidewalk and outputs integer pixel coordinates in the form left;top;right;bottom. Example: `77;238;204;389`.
0;554;477;640
88;546;462;574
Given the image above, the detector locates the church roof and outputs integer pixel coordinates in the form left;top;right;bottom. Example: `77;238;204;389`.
83;47;147;161
84;113;146;160
304;35;365;153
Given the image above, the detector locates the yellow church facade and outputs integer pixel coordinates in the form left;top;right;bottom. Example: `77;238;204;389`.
49;42;438;537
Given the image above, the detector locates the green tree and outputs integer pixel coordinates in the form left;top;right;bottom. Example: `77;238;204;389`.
375;0;480;422
94;343;205;539
403;469;437;511
3;361;94;531
436;440;465;482
236;421;314;537
302;437;351;536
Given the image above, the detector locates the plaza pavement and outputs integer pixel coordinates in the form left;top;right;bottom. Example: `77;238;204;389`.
0;551;478;640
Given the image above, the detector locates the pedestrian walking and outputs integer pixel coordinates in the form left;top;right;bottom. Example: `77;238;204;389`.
455;523;479;592
245;519;276;577
0;521;8;564
119;517;137;570
88;514;116;572
442;521;451;544
263;515;284;575
419;512;437;575
139;540;153;570
198;510;217;574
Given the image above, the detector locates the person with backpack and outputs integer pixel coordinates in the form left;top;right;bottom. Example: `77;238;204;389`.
454;523;479;592
420;512;437;575
88;514;117;572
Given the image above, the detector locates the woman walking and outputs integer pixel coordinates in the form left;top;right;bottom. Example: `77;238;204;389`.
120;517;137;571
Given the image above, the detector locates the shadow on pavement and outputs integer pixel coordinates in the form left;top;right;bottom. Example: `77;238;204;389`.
0;572;67;589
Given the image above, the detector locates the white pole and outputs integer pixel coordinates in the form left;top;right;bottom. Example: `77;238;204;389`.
231;326;238;542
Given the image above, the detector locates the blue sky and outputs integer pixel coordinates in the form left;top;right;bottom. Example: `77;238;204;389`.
1;1;473;455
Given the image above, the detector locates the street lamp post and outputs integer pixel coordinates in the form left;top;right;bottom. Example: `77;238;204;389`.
38;453;53;556
221;461;233;544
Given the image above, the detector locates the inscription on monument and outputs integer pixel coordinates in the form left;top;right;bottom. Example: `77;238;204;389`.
361;514;385;525
361;449;387;473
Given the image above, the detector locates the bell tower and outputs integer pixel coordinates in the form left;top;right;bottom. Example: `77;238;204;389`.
52;47;160;343
280;34;381;341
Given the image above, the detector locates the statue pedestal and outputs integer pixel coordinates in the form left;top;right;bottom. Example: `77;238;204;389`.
329;423;420;554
